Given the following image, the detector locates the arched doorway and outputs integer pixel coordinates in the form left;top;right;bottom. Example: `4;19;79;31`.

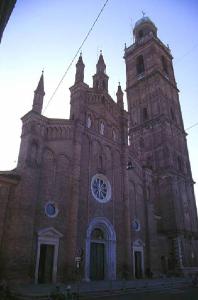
84;217;116;281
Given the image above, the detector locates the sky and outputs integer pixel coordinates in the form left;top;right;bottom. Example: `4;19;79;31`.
0;0;198;201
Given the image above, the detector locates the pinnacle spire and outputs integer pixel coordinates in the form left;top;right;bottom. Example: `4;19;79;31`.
116;82;124;109
96;50;106;73
35;70;44;94
32;71;45;114
93;51;109;91
75;53;85;84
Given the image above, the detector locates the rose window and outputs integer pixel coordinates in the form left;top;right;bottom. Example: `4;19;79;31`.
91;174;111;203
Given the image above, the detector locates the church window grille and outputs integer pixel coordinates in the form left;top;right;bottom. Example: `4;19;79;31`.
136;55;145;75
91;174;111;203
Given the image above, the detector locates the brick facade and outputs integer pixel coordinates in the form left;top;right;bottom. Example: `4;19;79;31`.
0;17;198;284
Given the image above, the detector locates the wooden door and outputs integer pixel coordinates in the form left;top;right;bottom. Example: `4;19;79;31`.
135;251;142;278
38;244;54;283
90;242;105;280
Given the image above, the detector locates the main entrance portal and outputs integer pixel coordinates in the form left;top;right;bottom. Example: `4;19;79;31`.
85;217;116;281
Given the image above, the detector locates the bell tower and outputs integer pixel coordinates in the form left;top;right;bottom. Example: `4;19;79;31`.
125;16;198;273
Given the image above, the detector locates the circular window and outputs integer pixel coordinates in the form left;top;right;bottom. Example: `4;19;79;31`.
91;174;111;203
132;219;141;231
45;202;58;218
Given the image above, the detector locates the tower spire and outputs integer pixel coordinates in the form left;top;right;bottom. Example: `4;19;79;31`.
75;53;85;84
32;71;45;114
96;50;106;73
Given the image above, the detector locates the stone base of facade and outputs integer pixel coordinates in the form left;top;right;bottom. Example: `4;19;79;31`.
179;267;198;276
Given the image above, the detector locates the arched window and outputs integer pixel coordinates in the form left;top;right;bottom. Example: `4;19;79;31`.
143;107;148;121
87;115;92;128
177;156;183;171
100;121;105;135
112;129;116;141
102;80;106;89
161;56;168;75
95;80;99;89
170;107;175;120
99;155;103;169
147;186;151;200
91;228;105;240
136;55;145;75
138;30;144;38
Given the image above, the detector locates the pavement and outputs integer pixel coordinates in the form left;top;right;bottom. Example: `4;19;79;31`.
84;287;198;300
12;277;195;299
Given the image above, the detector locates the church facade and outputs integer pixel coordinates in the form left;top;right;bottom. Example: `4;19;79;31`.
0;17;198;284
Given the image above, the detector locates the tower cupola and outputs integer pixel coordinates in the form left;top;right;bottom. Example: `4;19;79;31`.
133;16;157;42
75;53;85;84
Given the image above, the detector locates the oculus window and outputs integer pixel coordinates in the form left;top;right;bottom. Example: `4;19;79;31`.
132;219;141;231
45;202;59;218
91;174;111;203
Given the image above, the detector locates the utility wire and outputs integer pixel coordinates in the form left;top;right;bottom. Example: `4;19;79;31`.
43;0;110;113
175;42;198;64
185;122;198;131
43;2;198;134
175;44;198;132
